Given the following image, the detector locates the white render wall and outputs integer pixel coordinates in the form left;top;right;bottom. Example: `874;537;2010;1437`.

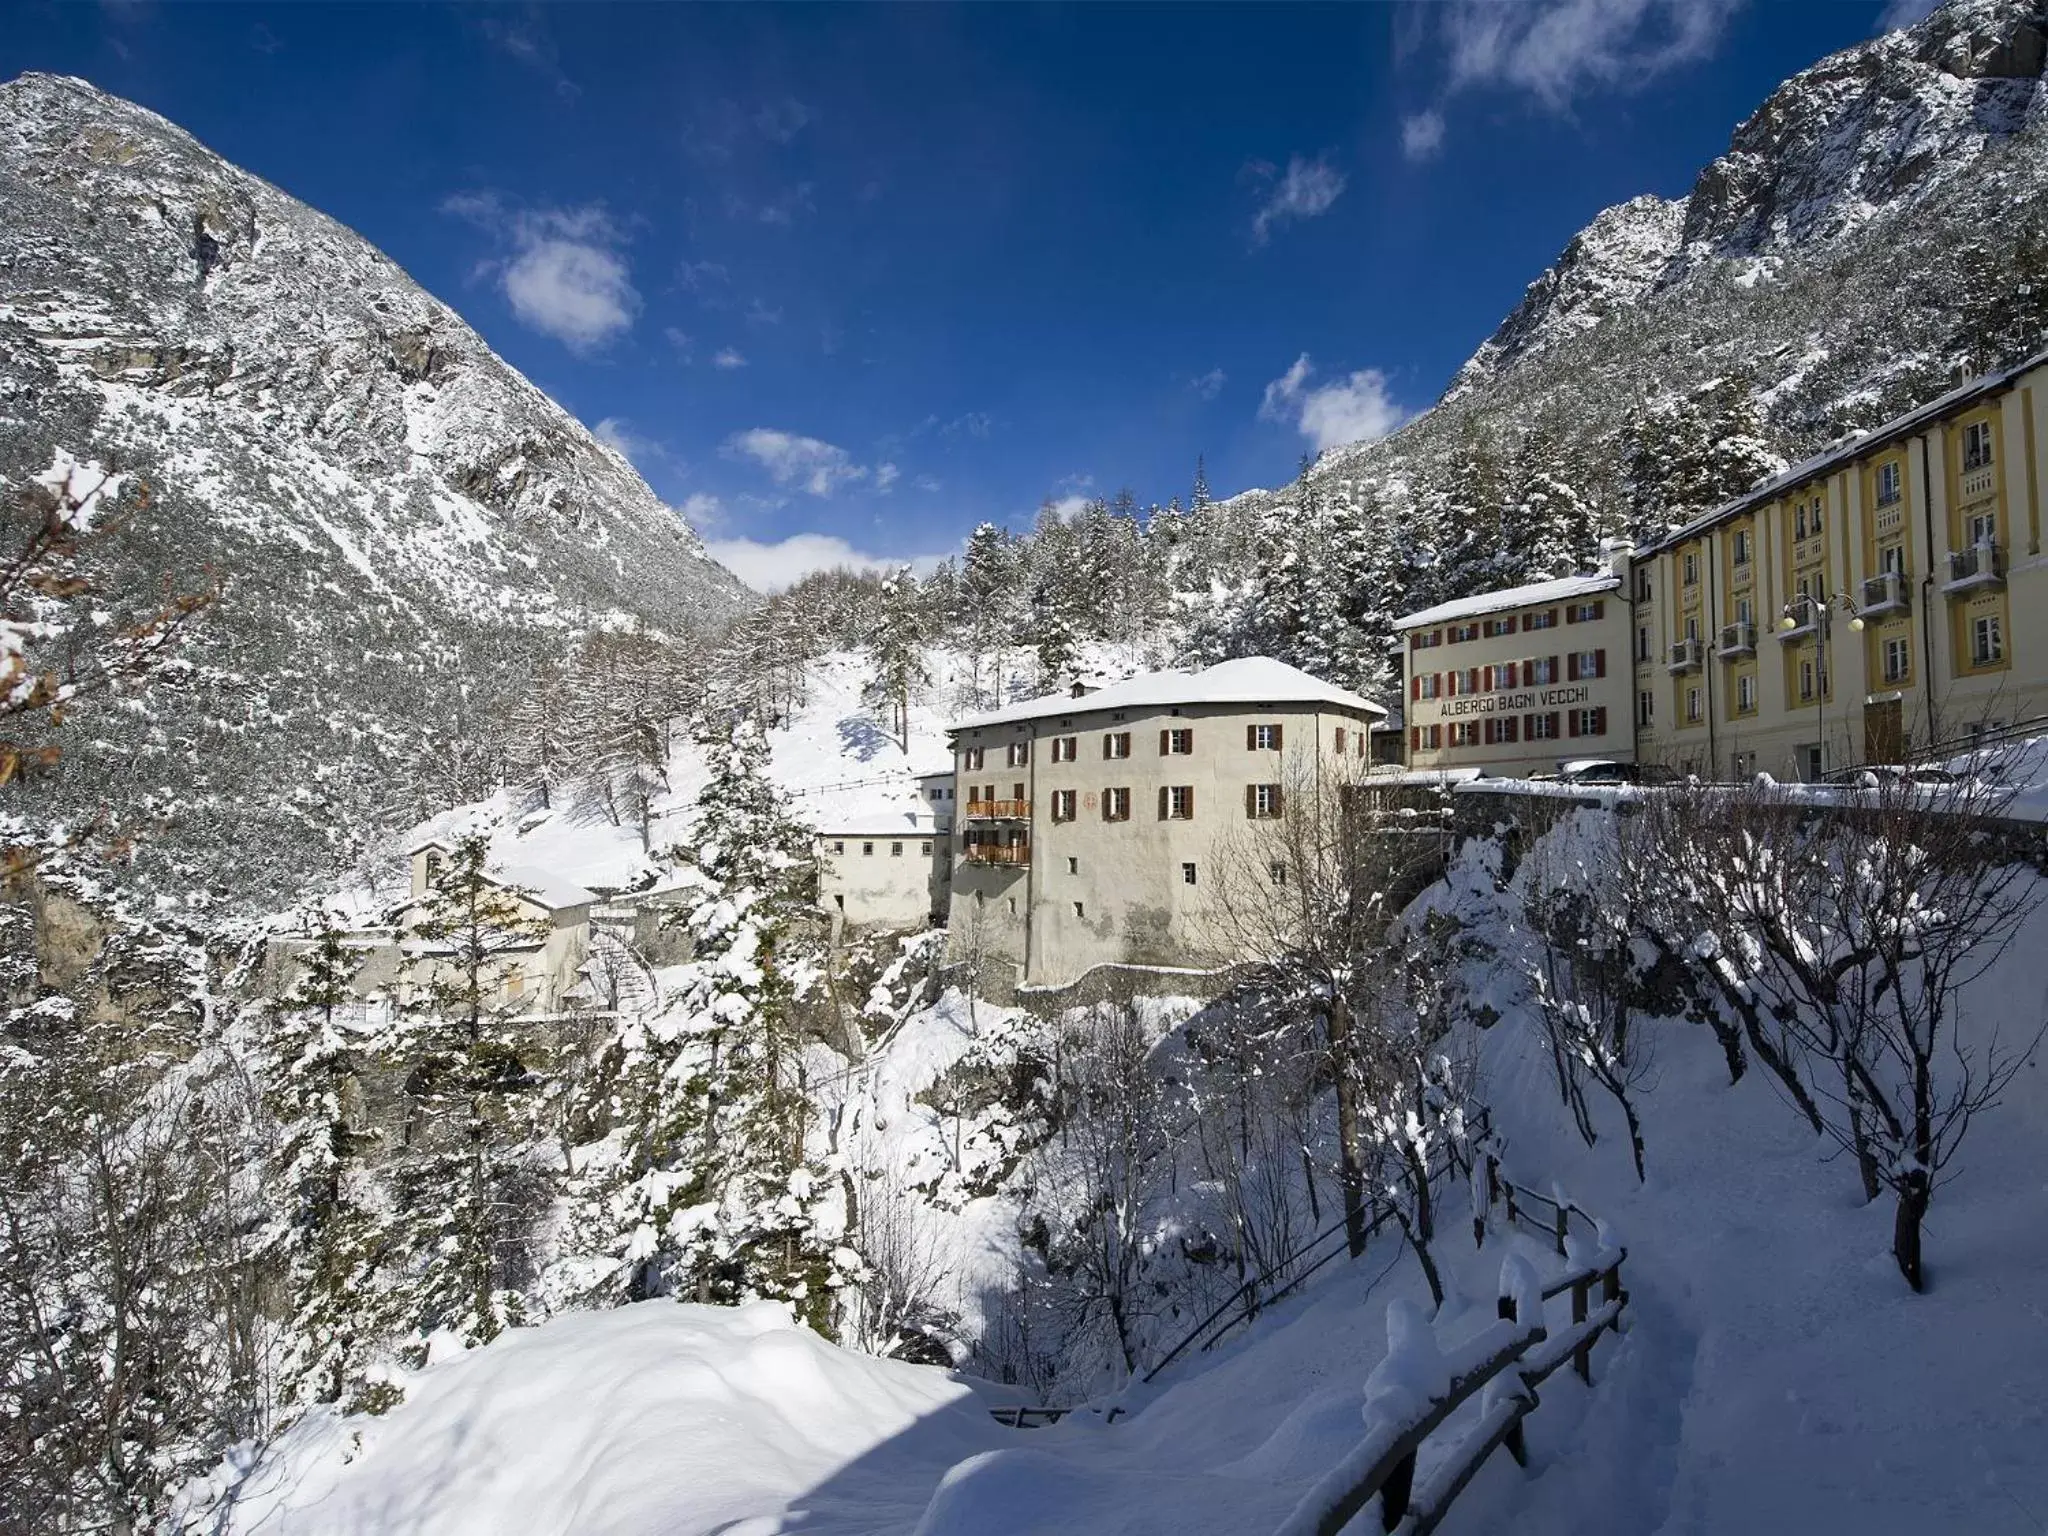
945;699;1380;988
819;830;943;931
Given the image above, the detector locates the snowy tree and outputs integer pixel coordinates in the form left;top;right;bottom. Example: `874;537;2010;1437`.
383;836;552;1347
863;569;929;750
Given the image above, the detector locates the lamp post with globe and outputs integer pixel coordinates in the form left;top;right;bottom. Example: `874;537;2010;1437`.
1778;593;1867;779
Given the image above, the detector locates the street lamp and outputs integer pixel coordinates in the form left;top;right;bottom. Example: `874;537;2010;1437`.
1778;594;1866;779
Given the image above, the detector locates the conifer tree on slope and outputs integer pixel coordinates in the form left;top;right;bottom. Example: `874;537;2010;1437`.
386;836;550;1348
257;917;397;1408
583;719;844;1324
863;568;928;749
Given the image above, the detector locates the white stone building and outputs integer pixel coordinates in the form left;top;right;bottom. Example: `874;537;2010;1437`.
816;809;946;932
943;657;1386;990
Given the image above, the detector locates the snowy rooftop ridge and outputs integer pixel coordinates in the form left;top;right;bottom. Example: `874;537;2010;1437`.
949;657;1387;732
1394;572;1621;631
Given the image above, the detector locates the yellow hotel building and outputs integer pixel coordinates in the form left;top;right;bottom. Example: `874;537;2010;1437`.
1635;344;2048;780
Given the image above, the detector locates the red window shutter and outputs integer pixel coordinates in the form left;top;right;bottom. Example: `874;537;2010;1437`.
1158;786;1169;819
1272;723;1283;751
1596;649;1607;678
1411;726;1421;752
1482;666;1494;692
1568;712;1581;738
1102;790;1112;821
1266;785;1277;817
1595;707;1608;735
1186;786;1195;818
1245;724;1256;750
1411;676;1420;701
1245;784;1256;817
1446;672;1458;697
1550;655;1560;683
1159;728;1170;756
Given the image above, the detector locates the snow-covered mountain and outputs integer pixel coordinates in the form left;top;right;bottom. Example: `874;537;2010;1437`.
0;72;751;908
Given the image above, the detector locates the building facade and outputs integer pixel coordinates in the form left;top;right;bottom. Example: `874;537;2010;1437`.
1394;559;1634;778
942;657;1386;990
1636;347;2048;780
817;813;945;931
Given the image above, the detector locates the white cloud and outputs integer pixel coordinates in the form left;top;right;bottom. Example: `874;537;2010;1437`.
1041;494;1092;522
1401;110;1446;161
676;491;726;532
754;97;814;143
1878;0;1942;31
874;462;901;491
746;298;784;327
913;474;942;493
705;533;950;594
1259;353;1408;452
663;327;693;358
1249;153;1346;245
1439;0;1742;111
592;417;653;464
443;194;639;352
1189;367;1227;401
723;428;868;497
713;347;748;369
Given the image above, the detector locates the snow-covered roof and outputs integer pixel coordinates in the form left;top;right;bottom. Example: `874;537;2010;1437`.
497;863;598;912
1393;572;1621;631
815;805;940;838
949;657;1386;731
1640;340;2048;557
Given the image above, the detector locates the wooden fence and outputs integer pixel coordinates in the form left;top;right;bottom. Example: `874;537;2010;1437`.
1274;1150;1628;1536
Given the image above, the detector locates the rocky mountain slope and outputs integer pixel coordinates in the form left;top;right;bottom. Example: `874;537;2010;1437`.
1193;0;2048;694
0;72;751;909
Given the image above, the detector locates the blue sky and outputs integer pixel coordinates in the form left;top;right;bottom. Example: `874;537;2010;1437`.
5;1;1929;589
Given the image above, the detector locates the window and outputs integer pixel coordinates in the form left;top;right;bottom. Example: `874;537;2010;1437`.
891;842;903;857
1334;727;1348;754
1636;570;1653;601
1181;862;1198;886
1051;789;1078;822
964;747;986;771
1795;504;1808;539
1006;741;1030;767
862;842;875;856
1073;901;1085;918
1525;656;1558;685
1568;600;1605;623
1732;529;1751;566
1459;668;1481;694
1450;622;1479;643
1636;626;1652;662
1969;511;1998;548
1527;608;1557;630
1736;597;1753;625
1485;616;1517;637
1683;552;1700;585
1686;687;1703;724
1051;735;1078;763
1798;659;1820;702
1527;713;1559;741
1964;420;1994;470
1880;543;1906;575
1568;707;1608;738
1483;716;1518;745
1736;674;1757;713
1103;786;1131;821
1161;728;1194;755
1247;783;1283;818
1812;496;1825;534
1973;614;2004;666
1883;636;1910;683
1415;673;1441;700
1269;861;1288;885
831;841;845;855
833;894;844;911
1450;721;1479;748
1162;785;1195;819
1249;722;1284;751
1104;731;1131;759
1636;690;1654;727
1426;725;1443;749
1732;751;1756;779
921;841;932;856
1411;629;1443;650
1684;615;1699;642
1567;650;1605;682
1877;461;1902;506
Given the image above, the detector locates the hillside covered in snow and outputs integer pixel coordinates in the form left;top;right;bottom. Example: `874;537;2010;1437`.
0;72;752;909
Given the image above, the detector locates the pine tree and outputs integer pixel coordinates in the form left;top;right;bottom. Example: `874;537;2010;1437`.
863;569;929;749
1190;454;1212;514
578;722;843;1323
261;919;393;1407
384;836;551;1348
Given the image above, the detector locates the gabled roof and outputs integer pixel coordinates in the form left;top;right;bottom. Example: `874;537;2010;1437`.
405;840;596;913
949;657;1385;732
1394;572;1621;631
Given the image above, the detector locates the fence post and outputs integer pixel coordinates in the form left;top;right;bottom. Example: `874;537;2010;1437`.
1496;1288;1528;1467
1505;1182;1518;1228
1552;1204;1568;1258
1603;1260;1623;1336
1571;1276;1592;1385
1380;1450;1416;1534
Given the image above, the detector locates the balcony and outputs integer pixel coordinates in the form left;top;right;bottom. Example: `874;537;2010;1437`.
963;798;1031;821
1960;461;1995;502
964;841;1030;868
1667;637;1703;673
1945;541;2004;592
1859;570;1909;617
1716;621;1755;659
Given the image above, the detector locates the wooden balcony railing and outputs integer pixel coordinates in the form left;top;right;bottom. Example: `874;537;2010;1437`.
964;798;1031;821
964;842;1031;867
